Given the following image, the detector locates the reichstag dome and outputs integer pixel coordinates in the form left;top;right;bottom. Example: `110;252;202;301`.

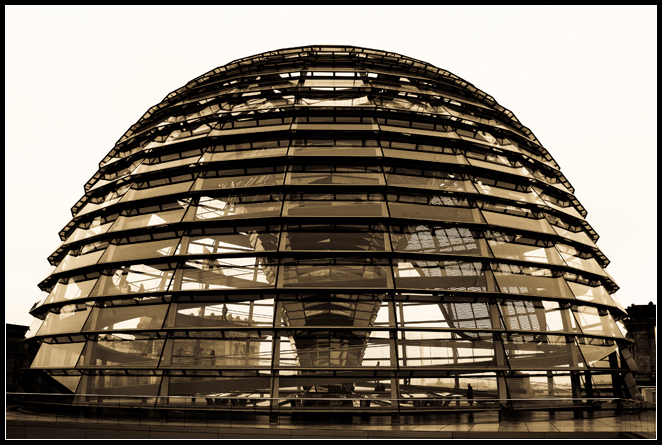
26;45;639;413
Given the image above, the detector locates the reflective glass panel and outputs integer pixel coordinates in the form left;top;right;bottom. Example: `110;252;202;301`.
82;304;168;331
110;208;186;232
77;373;161;396
391;226;489;256
394;260;490;292
577;337;619;369
91;264;175;296
77;335;165;368
283;225;387;251
485;231;564;265
45;276;99;305
567;282;612;306
165;300;275;328
186;228;279;254
179;258;276;290
191;196;282;221
37;304;92;336
31;342;85;369
279;259;391;288
481;211;556;235
398;331;495;368
572;306;623;338
281;330;390;368
503;334;584;369
162;336;272;367
99;238;181;264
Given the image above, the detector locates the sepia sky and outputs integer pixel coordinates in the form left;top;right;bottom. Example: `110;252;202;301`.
5;5;657;327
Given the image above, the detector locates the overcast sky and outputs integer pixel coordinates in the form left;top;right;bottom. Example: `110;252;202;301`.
5;5;657;327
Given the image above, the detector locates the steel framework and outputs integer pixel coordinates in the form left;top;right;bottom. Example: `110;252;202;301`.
26;45;639;412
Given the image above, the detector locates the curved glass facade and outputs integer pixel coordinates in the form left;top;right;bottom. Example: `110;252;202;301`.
28;45;637;410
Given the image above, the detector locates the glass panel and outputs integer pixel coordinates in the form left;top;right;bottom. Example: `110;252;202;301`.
382;148;469;165
499;300;578;333
45;276;99;305
279;259;391;288
282;297;384;328
120;181;193;203
551;226;598;249
282;225;387;251
91;264;175;296
485;231;564;265
65;220;114;244
31;342;85;369
467;158;532;178
503;334;584;369
504;372;576;403
398;331;495;368
164;375;272;400
384;168;475;192
481;211;556;235
400;376;498;407
204;147;288;162
191;196;282;221
556;244;605;276
389;203;484;223
493;265;573;299
283;200;386;217
54;250;105;274
110;208;186;232
77;373;161;396
37;304;92;337
567;282;612;306
186;227;279;253
277;376;392;406
77;335;165;368
289;146;381;157
394;260;490;292
396;301;492;329
99;238;181;264
165;300;275;328
25;317;44;339
162;336;272;367
280;330;390;368
135;154;202;175
390;225;489;256
193;173;285;191
572;306;623;338
51;375;81;393
288;171;383;186
179;258;276;290
576;337;619;369
474;180;544;204
82;304;169;331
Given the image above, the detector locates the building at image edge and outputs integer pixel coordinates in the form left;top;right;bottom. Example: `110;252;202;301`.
25;45;640;413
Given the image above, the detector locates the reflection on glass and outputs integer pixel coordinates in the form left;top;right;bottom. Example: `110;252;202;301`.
394;260;489;292
165;300;275;328
83;304;168;331
31;342;85;369
45;276;99;305
391;226;488;255
179;258;275;290
280;258;391;288
399;331;495;367
186;227;279;254
92;264;175;296
283;225;387;251
37;304;92;337
162;336;272;367
78;335;165;368
485;230;563;265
